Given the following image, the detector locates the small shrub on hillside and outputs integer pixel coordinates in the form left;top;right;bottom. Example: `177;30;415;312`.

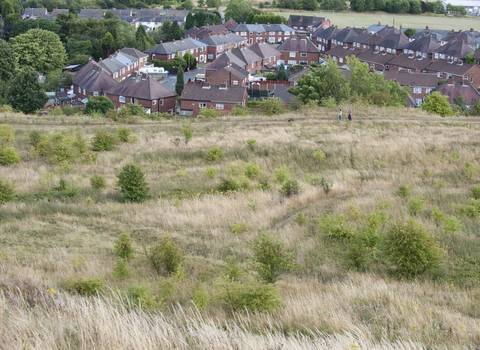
36;133;75;165
205;146;224;162
258;176;272;191
217;177;240;193
251;231;295;284
294;213;308;226
0;105;14;113
318;214;355;240
113;258;131;279
192;284;210;311
0;179;15;204
117;127;131;143
61;105;81;116
54;179;79;197
244;162;261;179
280;180;301;197
28;130;42;148
205;167;217;178
464;162;477;180
221;256;246;282
274;166;289;184
430;205;445;225
182;120;193;145
230;106;249;116
245;139;256;150
443;215;463;235
396;184;411;197
114;233;135;261
0;147;20;165
258;97;285;116
0;125;15;146
92;129;119;152
455;198;480;217
66;278;104;296
90;174;107;190
320;96;337;107
215;277;283;312
347;240;368;272
238;175;252;190
148;236;183;276
320;177;332;194
124;285;160;309
383;219;444;279
116;164;151;203
313;149;326;162
199;107;223;118
364;210;387;230
420;91;454;117
408;196;425;216
73;133;89;155
230;222;249;234
470;184;480;199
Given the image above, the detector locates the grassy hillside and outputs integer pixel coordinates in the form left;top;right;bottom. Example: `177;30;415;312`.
1;106;480;349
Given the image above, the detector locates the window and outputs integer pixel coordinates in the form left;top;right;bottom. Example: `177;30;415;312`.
93;91;98;96
269;37;275;43
269;31;275;35
464;75;468;80
370;63;375;68
425;88;432;93
406;69;411;73
119;96;125;103
216;104;224;109
199;103;206;108
152;100;157;105
208;54;214;59
289;51;296;57
285;31;290;35
299;61;308;66
160;99;164;106
233;80;238;85
288;60;297;65
415;98;422;106
437;72;443;78
339;57;344;63
78;86;81;93
240;31;247;36
385;65;390;70
300;52;307;57
413;87;421;93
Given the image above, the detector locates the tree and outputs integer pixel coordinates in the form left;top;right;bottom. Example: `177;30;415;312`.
9;18;61;39
346;56;384;98
8;68;48;114
409;0;422;13
303;0;319;10
206;0;221;8
383;219;444;278
197;0;205;7
181;0;195;9
277;63;287;81
466;51;475;64
420;91;454;116
404;28;416;37
173;51;187;70
225;0;253;23
10;29;66;74
116;163;151;203
183;51;197;70
0;39;16;83
175;65;185;96
184;12;195;30
135;25;149;51
101;32;116;57
84;96;115;116
160;20;172;41
170;20;183;40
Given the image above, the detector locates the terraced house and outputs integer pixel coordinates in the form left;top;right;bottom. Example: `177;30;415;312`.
144;38;208;64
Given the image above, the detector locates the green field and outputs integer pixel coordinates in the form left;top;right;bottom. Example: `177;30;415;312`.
271;9;480;31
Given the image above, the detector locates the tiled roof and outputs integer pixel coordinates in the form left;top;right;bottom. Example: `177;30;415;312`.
383;70;438;87
472;47;480;60
410;31;444;42
23;7;47;17
98;57;125;75
434;40;473;59
435;80;480;105
277;36;319;53
333;28;360;43
207;51;247;70
73;61;118;92
271;85;294;103
357;49;396;65
119;47;148;60
78;9;104;19
442;32;476;47
107;73;176;100
403;35;440;53
375;26;400;38
201;33;245;46
288;68;312;82
427;60;474;75
181;84;246;103
231;47;262;65
387;54;433;70
248;42;280;59
207;65;248;81
325;45;363;59
288;15;324;28
145;38;207;55
368;24;387;33
376;32;409;50
313;26;339;41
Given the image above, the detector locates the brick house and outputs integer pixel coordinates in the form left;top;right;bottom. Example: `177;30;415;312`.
144;38;208;64
440;31;477;50
98;48;148;81
356;49;396;71
325;45;363;66
206;64;249;87
330;27;361;49
231;47;263;72
22;7;47;19
386;54;433;73
426;60;480;88
201;33;247;62
402;35;440;59
433;40;473;62
106;72;176;114
72;61;118;102
248;42;281;69
384;70;438;106
351;32;383;50
277;35;320;66
78;9;104;19
287;15;330;34
374;32;410;55
180;83;248;117
434;80;480;107
206;51;250;72
312;25;340;53
230;24;295;45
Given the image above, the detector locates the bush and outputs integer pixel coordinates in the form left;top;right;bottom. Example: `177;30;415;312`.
114;233;135;261
313;149;326;162
84;96;115;116
245;139;256;150
408;196;425;216
0;125;15;146
0;147;20;165
28;130;42;148
205;146;224;162
0;178;15;204
230;106;250;116
431;205;445;225
66;278;104;296
383;219;444;279
215;277;283;312
192;284;210;311
258;97;285;116
148;236;183;276
35;133;76;165
464;162;477;180
117;127;131;143
244;162;261;179
396;184;411;197
471;184;480;199
250;231;295;283
217;178;240;193
113;258;131;279
92;129;119;152
116;163;151;203
124;285;160;309
318;214;355;240
182;120;193;145
230;222;249;234
455;198;480;217
205;167;217;178
199;107;223;118
90;174;107;190
280;180;301;197
274;166;289;184
443;216;463;235
420;91;454;117
54;179;79;197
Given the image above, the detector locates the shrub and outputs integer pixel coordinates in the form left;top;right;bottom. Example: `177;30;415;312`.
280;180;301;197
113;258;131;279
258;97;285;116
215;277;283;312
0;125;15;146
54;179;79;197
28;130;42;148
0;178;15;204
420;91;454;117
464;162;477;180
383;219;444;279
192;284;210;311
245;139;256;150
0;147;20;165
117;127;131;143
443;216;463;235
66;278;104;296
244;162;261;179
114;233;135;261
431;205;445;225
396;184;411;197
36;133;76;165
84;96;115;116
294;213;308;225
92;129;119;152
199;107;223;118
250;231;295;283
148;236;183;276
274;166;289;184
455;198;480;217
73;133;89;154
471;184;480;199
116;164;151;203
230;106;250;116
320;177;332;194
90;174;107;190
408;196;425;216
230;222;249;234
313;149;326;162
318;214;355;240
124;285;160;309
217;178;240;193
182;121;193;145
205;146;224;162
205;167;217;178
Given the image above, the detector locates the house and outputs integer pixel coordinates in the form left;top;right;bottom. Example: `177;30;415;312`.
312;25;340;52
352;31;383;50
106;72;176;114
434;79;480;106
144;38;208;64
357;49;396;71
375;25;401;38
287;15;329;33
206;64;249;87
387;53;433;73
248;42;281;69
185;20;239;40
78;9;104;19
433;40;473;62
98;48;148;80
229;23;295;45
277;35;320;66
426;60;480;88
440;31;477;50
201;33;247;62
22;8;47;19
367;22;387;34
384;70;438;106
326;45;363;66
206;51;249;72
72;60;118;102
410;28;445;42
51;9;69;18
402;34;440;59
330;27;361;49
180;83;248;117
374;32;410;55
231;47;263;72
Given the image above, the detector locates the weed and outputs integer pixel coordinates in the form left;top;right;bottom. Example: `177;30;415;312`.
443;216;463;235
0;178;15;204
205;167;217;178
182;121;193;145
0;147;20;165
431;205;445;225
230;222;249;234
396;184;411;197
408;196;425;216
274;166;290;184
320;177;332;194
192;284;210;311
217;178;240;193
206;146;224;162
318;214;355;240
280;180;302;197
92;129;119;152
113;258;131;279
470;184;480;199
464;162;477;180
124;285;160;309
294;213;308;226
313;149;326;162
245;139;256;150
244;162;261;179
65;278;104;296
113;233;135;261
90;174;106;190
148;236;183;276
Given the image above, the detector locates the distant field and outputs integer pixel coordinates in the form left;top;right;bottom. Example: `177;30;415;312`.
270;9;480;30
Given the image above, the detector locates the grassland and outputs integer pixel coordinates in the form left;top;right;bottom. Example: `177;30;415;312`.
1;106;480;349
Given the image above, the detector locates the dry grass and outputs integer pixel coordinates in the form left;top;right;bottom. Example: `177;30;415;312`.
1;107;480;348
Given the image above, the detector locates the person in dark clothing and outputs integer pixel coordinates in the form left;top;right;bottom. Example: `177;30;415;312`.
348;108;352;121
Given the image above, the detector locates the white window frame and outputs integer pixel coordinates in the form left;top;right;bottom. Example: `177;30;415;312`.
119;96;125;103
300;52;307;57
152;100;157;105
199;103;207;108
216;104;224;109
289;52;296;57
413;87;422;94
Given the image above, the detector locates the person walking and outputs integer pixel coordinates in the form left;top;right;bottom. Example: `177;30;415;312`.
338;108;342;121
348;107;352;121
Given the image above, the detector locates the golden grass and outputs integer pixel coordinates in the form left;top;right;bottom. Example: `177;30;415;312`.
1;107;480;348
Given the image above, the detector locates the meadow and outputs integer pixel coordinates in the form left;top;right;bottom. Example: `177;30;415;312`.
1;106;480;349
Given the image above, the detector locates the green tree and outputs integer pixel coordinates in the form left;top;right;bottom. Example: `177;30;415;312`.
175;65;185;96
383;219;444;278
303;0;319;10
466;51;475;64
277;63;287;81
183;51;197;70
0;39;16;83
135;25;149;51
184;12;195;29
182;0;195;10
420;91;454;117
149;236;183;275
114;233;135;261
116;163;151;203
225;0;253;23
84;96;115;116
404;28;416;37
159;20;172;41
173;51;187;70
198;0;205;7
409;0;422;13
170;20;183;40
0;178;15;204
101;32;116;57
8;68;48;114
251;232;295;283
347;56;384;98
206;0;221;8
9;18;61;39
10;29;66;74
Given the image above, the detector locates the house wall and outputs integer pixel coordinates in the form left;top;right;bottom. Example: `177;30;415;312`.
207;70;247;86
234;31;294;45
180;100;240;117
106;94;177;113
279;51;319;66
148;46;207;64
